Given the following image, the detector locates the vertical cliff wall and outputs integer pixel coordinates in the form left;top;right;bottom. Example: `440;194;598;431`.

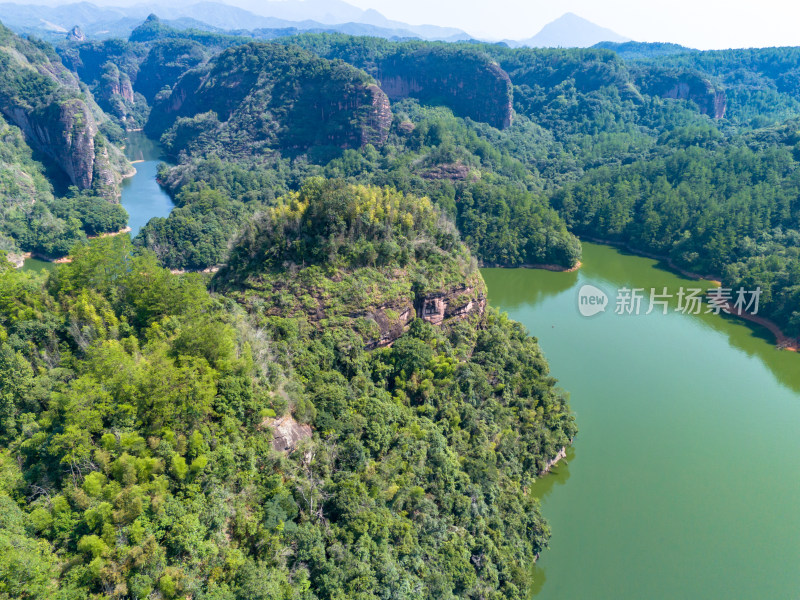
636;70;726;118
147;42;392;155
0;23;129;194
375;48;513;129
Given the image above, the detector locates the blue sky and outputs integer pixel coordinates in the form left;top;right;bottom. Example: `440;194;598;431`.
345;0;799;49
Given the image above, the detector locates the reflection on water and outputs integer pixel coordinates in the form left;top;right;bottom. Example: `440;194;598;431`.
20;258;57;273
121;131;175;237
482;242;800;600
480;267;579;314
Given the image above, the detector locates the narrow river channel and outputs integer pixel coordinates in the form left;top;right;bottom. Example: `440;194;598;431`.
120;131;175;237
22;132;174;271
483;242;800;600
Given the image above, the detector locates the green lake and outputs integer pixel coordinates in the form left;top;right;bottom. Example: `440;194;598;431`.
482;241;800;600
22;132;174;270
20;257;56;273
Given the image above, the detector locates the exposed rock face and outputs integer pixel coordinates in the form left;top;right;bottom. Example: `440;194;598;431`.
376;49;513;129
539;446;567;476
364;282;487;349
421;162;477;181
261;414;312;452
362;84;392;147
9;99;97;189
367;305;416;348
0;24;129;193
109;74;135;103
416;285;487;327
638;71;726;118
96;62;136;120
135;39;207;103
146;42;392;154
66;26;85;42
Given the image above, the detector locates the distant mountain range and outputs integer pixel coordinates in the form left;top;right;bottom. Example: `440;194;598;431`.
0;2;634;48
0;0;473;41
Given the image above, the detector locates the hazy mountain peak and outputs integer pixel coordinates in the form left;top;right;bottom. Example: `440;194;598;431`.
522;12;630;48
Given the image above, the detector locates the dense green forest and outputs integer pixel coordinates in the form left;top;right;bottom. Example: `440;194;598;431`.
0;183;575;599
133;30;800;335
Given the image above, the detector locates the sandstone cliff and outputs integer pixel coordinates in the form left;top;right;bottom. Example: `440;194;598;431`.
375;49;513;129
0;23;130;195
146;42;392;157
636;70;726;118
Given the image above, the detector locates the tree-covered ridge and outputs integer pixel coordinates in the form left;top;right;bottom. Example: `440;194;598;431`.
57;33;217;131
50;23;800;338
222;178;462;274
629;47;800;128
137;100;581;272
552;126;800;335
0;184;575;598
0;22;130;195
270;34;514;129
146;42;392;159
214;179;484;349
0;109;126;262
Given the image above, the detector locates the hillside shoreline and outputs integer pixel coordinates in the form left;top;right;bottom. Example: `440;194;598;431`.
579;235;798;351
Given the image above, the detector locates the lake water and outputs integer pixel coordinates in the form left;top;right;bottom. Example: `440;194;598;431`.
120;131;175;237
482;242;800;600
21;132;174;270
20;257;56;272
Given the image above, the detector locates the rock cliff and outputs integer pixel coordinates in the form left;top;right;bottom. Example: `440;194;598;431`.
146;42;392;156
261;414;312;452
375;49;513;129
66;26;85;42
284;39;515;130
637;70;726;118
0;23;130;194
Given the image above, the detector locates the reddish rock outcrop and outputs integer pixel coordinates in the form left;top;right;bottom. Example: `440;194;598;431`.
416;285;487;327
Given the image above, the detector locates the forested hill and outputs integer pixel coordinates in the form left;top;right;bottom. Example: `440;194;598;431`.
146;42;392;157
4;10;800;600
0;182;576;600
48;18;800;335
0;23;130;196
0;23;130;263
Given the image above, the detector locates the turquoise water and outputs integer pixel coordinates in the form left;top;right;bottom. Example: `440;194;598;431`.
120;131;175;237
21;132;175;270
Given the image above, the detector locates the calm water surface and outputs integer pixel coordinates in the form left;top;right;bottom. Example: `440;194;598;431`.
22;132;174;270
482;241;800;600
120;131;175;236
